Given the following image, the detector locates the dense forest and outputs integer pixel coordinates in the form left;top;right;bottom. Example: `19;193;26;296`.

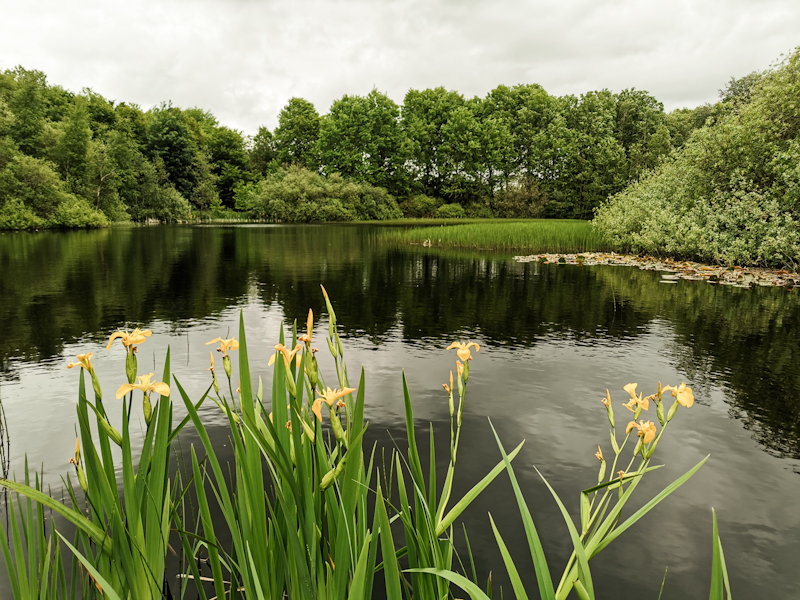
0;65;723;229
595;49;800;267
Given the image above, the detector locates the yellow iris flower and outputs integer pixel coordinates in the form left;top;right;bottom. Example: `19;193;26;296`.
206;337;240;357
446;341;480;362
626;420;657;444
106;328;152;350
268;343;303;368
664;383;694;408
298;309;313;343
312;387;356;422
116;372;170;399
621;382;649;411
67;352;95;373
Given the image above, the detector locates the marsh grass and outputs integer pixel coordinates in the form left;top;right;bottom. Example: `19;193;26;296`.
383;219;611;253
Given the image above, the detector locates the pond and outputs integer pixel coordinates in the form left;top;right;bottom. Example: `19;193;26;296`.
0;224;798;599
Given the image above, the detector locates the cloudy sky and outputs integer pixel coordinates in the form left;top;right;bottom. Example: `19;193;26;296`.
1;0;798;134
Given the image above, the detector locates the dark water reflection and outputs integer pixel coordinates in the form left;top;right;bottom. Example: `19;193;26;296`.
0;225;798;599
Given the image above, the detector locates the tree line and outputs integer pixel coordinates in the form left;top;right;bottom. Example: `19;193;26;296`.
0;65;728;229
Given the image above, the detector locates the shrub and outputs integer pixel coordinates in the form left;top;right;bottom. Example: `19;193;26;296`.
50;195;109;228
594;48;800;268
465;201;494;218
436;202;466;219
245;165;402;222
400;194;440;218
0;196;45;229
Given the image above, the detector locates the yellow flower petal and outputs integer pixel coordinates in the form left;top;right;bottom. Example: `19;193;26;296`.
116;384;135;399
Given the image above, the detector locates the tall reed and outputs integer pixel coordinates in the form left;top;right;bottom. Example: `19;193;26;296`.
385;220;610;253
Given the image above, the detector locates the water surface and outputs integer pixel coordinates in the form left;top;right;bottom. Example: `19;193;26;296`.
0;224;798;598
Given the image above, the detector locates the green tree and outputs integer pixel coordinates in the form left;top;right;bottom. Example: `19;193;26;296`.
614;88;670;180
146;106;197;198
249;126;276;175
318;90;406;194
401;87;466;198
8;68;47;158
273;98;320;169
208;126;250;207
53;96;91;189
554;91;626;218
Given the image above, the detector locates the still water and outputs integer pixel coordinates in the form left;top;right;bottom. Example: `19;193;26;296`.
0;224;798;598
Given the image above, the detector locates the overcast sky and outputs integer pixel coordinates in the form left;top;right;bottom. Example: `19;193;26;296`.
1;0;798;135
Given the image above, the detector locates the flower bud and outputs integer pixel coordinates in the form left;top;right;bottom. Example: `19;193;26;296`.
99;418;123;446
223;355;232;380
327;338;338;358
667;400;679;422
143;394;153;426
330;412;347;447
125;352;137;384
656;401;665;426
320;456;347;491
90;372;103;401
606;401;615;429
76;464;88;494
284;369;297;397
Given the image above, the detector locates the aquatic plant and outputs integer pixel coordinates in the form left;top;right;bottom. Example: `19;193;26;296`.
385;219;610;253
0;288;730;599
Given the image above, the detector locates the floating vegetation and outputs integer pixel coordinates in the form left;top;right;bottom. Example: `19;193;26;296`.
515;252;798;289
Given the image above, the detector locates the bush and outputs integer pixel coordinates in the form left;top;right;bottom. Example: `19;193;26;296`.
400;194;439;218
436;203;466;219
245;165;402;222
465;201;494;218
594;48;800;268
50;195;109;228
492;175;548;218
0;196;45;229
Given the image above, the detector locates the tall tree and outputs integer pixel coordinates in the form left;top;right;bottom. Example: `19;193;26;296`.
401;87;466;198
555;91;626;219
318;90;405;194
8;69;46;158
208;126;250;207
273;98;320;169
146;106;197;198
54;96;91;189
614;88;670;180
249;126;276;175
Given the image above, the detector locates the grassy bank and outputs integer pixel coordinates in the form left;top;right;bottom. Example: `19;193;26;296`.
384;219;611;253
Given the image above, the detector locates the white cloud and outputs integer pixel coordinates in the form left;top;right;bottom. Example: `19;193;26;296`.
0;0;797;133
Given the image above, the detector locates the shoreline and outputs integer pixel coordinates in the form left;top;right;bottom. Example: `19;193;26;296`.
513;252;798;289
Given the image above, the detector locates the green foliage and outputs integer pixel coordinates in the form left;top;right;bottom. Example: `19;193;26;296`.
7;69;47;158
208;126;250;207
595;48;800;267
245;165;402;222
273;97;320;169
319;89;406;195
53;96;91;189
145;105;197;198
436;203;466;219
387;219;608;252
400;194;440;218
249;125;276;175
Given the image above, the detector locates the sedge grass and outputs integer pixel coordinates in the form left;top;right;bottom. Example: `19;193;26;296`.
384;219;610;253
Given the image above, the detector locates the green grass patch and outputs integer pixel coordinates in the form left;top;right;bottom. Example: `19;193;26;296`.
383;219;610;253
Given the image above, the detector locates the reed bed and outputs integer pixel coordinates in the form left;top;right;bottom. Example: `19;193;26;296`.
385;219;611;253
0;289;730;599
